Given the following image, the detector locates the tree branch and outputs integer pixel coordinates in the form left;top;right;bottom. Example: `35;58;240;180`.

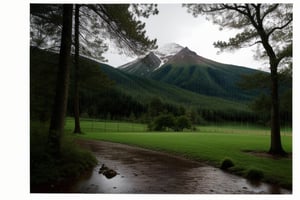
277;44;292;63
213;29;259;50
244;4;259;29
222;4;248;16
252;4;262;27
249;40;262;47
87;5;137;53
267;17;293;37
200;4;227;13
261;4;279;22
79;32;90;44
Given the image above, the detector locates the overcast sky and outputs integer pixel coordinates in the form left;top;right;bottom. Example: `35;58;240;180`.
103;4;266;70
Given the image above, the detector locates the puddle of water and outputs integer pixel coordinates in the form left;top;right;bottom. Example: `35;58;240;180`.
183;166;290;194
66;163;290;194
54;140;292;194
68;163;139;193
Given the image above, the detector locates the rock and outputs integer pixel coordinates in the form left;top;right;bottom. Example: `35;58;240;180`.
103;169;117;179
98;164;109;174
98;164;117;179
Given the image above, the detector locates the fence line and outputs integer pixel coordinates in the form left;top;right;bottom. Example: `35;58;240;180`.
66;118;148;132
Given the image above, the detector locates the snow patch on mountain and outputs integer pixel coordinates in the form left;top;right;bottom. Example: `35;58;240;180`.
154;43;184;69
118;43;185;73
155;43;184;58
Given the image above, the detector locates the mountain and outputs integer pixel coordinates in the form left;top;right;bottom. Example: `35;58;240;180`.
119;43;184;76
119;44;264;101
99;62;250;112
30;47;250;114
165;47;202;65
118;52;161;76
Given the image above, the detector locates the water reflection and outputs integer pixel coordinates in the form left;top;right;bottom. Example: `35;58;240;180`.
65;140;291;194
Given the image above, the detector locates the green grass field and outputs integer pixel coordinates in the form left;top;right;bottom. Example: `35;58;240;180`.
65;118;292;189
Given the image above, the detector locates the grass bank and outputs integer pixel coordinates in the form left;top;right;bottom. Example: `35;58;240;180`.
65;118;292;189
30;121;97;191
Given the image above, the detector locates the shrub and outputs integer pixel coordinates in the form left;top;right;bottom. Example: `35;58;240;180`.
30;121;97;188
174;116;192;131
148;114;194;132
220;158;234;170
80;112;90;118
149;114;175;131
246;168;264;181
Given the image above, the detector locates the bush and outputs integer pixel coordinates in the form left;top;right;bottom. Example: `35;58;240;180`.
220;158;234;170
246;168;264;181
148;114;193;132
30;121;97;188
149;114;175;131
174;116;192;131
80;112;90;118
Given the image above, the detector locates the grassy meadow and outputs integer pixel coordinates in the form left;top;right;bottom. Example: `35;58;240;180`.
65;118;292;189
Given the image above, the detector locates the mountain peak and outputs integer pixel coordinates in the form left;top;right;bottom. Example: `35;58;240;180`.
147;51;156;57
165;46;201;65
155;43;184;55
118;51;161;76
119;43;217;75
152;43;184;68
179;47;197;55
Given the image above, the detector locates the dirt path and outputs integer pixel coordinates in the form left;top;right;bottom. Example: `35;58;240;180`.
65;140;290;194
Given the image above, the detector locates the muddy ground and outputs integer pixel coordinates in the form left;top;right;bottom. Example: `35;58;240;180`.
40;140;291;194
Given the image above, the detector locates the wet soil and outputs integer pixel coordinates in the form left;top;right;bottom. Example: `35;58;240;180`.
52;140;292;194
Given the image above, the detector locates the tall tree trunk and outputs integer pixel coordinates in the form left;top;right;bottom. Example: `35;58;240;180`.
269;62;286;155
48;4;73;155
258;30;286;156
73;4;82;134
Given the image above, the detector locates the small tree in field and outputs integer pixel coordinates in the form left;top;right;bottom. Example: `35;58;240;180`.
184;4;292;155
174;116;192;131
149;114;175;131
149;114;192;132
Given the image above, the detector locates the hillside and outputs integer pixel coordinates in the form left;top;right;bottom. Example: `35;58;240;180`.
119;43;265;101
97;61;251;112
30;47;251;115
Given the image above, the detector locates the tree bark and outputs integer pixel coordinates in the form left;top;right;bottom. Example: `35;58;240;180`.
269;62;286;155
257;28;286;156
73;4;82;134
48;4;73;155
